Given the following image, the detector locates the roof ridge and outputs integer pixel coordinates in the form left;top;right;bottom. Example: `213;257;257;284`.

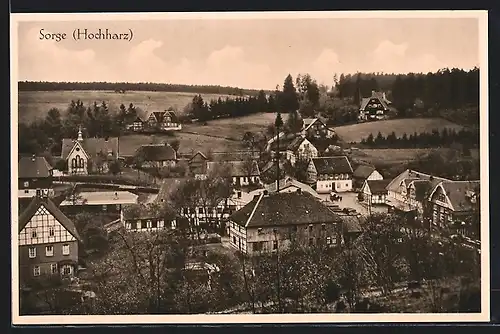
245;192;264;228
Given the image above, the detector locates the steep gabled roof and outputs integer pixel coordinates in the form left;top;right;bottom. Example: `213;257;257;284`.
265;177;320;198
18;156;53;178
359;92;391;111
365;179;391;194
206;160;260;177
135;143;177;161
230;192;341;228
287;136;313;152
311;156;353;175
18;197;82;242
61;137;119;160
386;169;450;193
167;111;179;123
353;165;376;179
434;180;480;212
189;151;208;162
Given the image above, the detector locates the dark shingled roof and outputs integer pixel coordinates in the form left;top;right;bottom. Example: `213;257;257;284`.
311;156;353;175
366;179;391;194
353;165;376;179
287;136;308;152
207;160;260;177
230;192;342;228
61;137;119;160
439;180;480;212
136;144;177;161
18;156;53;178
18;197;82;242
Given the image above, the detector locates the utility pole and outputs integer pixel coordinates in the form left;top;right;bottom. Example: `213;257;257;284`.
275;112;284;192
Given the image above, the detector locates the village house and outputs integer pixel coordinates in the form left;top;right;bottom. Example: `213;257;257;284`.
265;176;321;199
353;165;384;190
307;156;354;193
59;191;138;223
360;179;391;206
270;135;318;166
385;169;449;216
18;196;83;286
359;91;393;121
227;191;343;254
61;127;119;175
427;180;480;237
134;143;178;168
301;118;336;139
124;216;178;232
131;110;182;132
18;155;54;199
206;160;261;187
188;151;209;179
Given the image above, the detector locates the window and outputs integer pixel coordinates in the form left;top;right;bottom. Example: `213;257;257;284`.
51;263;58;274
308;225;313;232
233;236;237;244
62;266;72;275
62;244;70;255
272;240;278;250
49;227;55;237
102;205;107;211
137;220;142;229
199;208;204;214
171;220;176;229
183;208;188;215
23;181;29;187
151;220;158;228
237;191;242;199
33;266;40;277
146;220;152;228
257;228;263;234
292;225;298;232
125;222;132;230
31;229;37;239
71;155;84;169
24;190;29;194
326;237;332;245
46;245;54;257
322;224;326;230
116;204;120;211
28;247;36;258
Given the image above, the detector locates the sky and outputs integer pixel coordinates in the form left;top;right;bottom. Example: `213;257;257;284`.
16;16;480;90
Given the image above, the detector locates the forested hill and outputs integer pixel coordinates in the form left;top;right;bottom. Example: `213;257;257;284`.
18;81;269;96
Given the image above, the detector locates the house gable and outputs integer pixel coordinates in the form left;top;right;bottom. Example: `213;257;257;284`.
19;204;77;246
429;183;455;211
361;180;371;195
66;140;90;161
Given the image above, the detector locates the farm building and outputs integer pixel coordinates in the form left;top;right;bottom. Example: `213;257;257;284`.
306;156;354;193
360;179;391;206
301;118;336;139
206;160;261;187
130;109;182;132
134;143;178;168
265;176;321;199
18;155;54;199
353;165;383;189
269;134;319;166
188;151;209;179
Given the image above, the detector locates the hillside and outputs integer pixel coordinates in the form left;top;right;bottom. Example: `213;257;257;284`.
334;118;464;143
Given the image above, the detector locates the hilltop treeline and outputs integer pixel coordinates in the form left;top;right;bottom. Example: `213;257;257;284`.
18;81;267;96
336;68;479;110
361;127;479;150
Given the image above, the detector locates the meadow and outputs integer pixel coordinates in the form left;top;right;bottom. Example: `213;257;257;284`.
334;118;464;143
17;90;234;123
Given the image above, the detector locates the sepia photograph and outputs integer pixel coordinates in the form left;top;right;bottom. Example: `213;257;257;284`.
10;11;489;324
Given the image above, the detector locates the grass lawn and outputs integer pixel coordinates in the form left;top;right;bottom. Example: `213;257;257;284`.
18;90;234;123
182;113;277;141
334;118;464;143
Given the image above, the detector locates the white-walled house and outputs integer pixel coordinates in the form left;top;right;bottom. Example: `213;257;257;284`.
206;160;261;187
307;156;354;193
353;165;383;189
301;118;335;139
360;179;391;205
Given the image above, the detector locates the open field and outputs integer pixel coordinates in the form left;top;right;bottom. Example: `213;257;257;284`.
18;90;234;123
350;148;480;166
183;113;276;141
334;118;464;143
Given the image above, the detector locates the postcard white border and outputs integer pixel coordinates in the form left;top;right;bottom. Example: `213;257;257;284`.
10;10;490;324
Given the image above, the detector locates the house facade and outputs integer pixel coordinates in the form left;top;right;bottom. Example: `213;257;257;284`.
18;156;54;199
135;143;177;168
301;118;335;139
206;160;261;187
428;180;480;237
360;179;391;206
61;128;119;175
385;169;448;215
353;165;383;190
124;217;178;232
359;91;392;121
131;110;182;132
228;191;343;254
18;196;82;286
307;156;354;193
285;136;318;166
